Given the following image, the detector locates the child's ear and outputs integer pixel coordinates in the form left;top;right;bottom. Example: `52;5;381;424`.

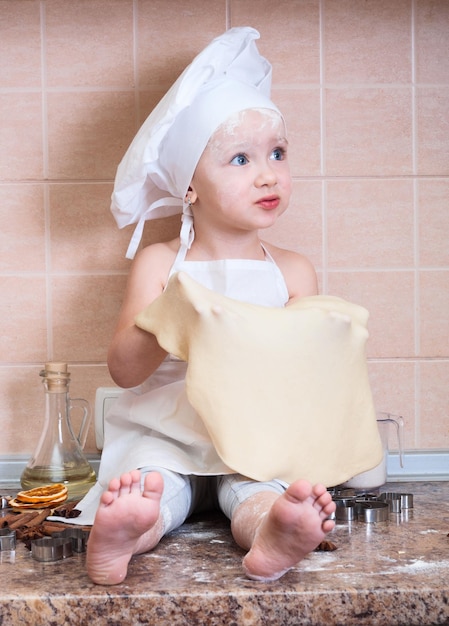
185;186;198;205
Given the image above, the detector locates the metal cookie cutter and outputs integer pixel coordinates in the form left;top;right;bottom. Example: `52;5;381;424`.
31;537;73;562
334;498;358;522
0;496;10;518
358;501;389;523
0;528;16;551
381;492;414;509
329;487;356;499
381;491;414;513
399;493;414;509
52;527;90;553
381;492;402;513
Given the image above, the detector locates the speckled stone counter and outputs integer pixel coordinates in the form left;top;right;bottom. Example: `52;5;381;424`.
1;481;448;625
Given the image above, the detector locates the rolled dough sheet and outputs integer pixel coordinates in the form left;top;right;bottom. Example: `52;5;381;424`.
135;271;383;486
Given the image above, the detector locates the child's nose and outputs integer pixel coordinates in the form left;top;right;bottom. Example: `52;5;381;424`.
255;161;277;187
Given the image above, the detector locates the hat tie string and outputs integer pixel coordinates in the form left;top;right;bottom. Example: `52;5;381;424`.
125;197;183;259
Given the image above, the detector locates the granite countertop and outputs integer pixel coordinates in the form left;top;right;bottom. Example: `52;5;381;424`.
0;481;448;625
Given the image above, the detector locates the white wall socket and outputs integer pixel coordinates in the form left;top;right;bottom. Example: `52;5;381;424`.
94;387;123;449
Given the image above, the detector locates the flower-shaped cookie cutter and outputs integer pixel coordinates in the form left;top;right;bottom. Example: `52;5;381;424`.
0;528;16;551
31;536;73;562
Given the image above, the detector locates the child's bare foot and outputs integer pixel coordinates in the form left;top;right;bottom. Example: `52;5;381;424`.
86;470;164;585
242;480;335;582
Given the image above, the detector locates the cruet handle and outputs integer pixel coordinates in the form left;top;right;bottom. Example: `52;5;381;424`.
69;398;91;449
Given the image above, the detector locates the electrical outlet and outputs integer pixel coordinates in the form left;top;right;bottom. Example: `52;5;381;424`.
94;387;123;449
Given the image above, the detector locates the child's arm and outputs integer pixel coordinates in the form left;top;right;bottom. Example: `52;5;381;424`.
285;253;318;303
107;241;177;388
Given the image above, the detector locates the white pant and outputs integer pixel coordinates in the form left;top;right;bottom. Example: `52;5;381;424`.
140;467;287;535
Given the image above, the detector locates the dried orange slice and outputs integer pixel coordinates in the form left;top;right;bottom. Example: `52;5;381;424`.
8;498;47;510
16;483;68;504
8;496;68;510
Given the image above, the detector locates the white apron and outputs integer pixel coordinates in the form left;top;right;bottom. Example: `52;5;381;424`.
70;244;289;524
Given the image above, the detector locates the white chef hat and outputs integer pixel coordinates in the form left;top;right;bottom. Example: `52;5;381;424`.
110;26;281;259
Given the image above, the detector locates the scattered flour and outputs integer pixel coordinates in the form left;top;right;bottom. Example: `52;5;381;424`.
378;555;397;564
177;530;220;540
378;559;449;576
192;569;215;583
293;551;449;579
300;552;339;572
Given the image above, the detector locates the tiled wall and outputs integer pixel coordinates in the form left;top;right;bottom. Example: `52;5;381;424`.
1;0;448;456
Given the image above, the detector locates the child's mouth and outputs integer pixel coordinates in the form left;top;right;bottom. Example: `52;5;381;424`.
257;196;280;210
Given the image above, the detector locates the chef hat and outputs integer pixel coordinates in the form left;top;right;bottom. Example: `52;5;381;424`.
111;26;281;259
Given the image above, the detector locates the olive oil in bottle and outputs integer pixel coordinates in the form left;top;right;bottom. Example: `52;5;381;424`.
20;362;96;502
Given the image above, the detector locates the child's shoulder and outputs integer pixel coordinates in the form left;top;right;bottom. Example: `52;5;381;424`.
262;241;318;299
262;241;314;270
131;238;179;280
136;238;179;263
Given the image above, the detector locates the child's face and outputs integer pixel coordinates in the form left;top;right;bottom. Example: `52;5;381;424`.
190;109;292;236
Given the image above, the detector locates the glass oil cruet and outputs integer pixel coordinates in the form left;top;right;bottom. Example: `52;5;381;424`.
20;362;96;501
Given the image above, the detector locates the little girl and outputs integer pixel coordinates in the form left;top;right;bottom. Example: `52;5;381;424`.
81;27;335;585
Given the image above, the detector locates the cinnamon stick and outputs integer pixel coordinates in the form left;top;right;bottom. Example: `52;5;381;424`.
7;511;40;529
24;508;52;527
41;521;73;534
1;512;20;528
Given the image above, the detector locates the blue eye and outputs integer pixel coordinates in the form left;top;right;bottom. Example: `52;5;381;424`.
230;154;248;166
270;147;285;161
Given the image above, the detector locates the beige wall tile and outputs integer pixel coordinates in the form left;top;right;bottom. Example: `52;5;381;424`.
230;0;320;84
419;179;449;267
138;0;226;87
416;87;449;175
368;360;416;450
327;271;415;359
419;270;449;357
49;183;134;271
138;90;167;126
325;87;413;176
419;361;449;449
327;179;414;268
0;184;46;272
416;0;449;84
274;88;322;177
0;93;43;180
51;274;127;362
47;91;136;179
0;366;46;455
0;0;41;88
264;180;323;270
0;277;47;363
141;214;182;250
45;0;134;88
324;0;412;84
